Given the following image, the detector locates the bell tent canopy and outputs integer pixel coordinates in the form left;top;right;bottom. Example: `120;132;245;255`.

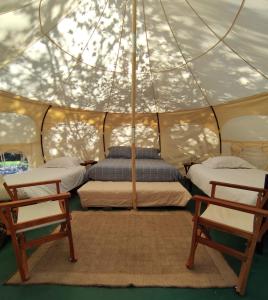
0;0;268;169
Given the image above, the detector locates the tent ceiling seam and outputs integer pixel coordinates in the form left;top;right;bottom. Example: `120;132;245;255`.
186;0;268;81
0;0;37;16
0;0;80;70
150;0;243;74
141;0;158;112
30;0;241;77
147;0;245;74
39;0;109;107
221;43;268;80
4;0;265;82
106;0;129;112
0;37;68;99
37;0;137;77
186;0;245;44
9;0;239;78
38;0;116;76
160;0;222;153
159;0;210;107
58;0;110;83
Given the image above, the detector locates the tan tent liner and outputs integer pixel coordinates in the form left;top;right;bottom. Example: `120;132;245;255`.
1;91;267;171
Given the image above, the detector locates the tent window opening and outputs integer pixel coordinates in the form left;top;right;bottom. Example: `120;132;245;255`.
0;152;28;175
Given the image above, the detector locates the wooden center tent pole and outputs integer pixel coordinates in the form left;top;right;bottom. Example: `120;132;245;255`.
131;0;137;210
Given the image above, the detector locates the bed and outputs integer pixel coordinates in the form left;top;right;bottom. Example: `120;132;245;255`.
3;157;86;198
187;156;267;205
86;146;182;182
79;146;188;207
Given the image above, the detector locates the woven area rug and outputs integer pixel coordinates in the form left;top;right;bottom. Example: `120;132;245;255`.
7;210;237;287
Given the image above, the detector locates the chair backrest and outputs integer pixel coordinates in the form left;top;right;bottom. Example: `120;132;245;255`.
187;179;268;295
1;180;68;233
0;193;70;233
3;179;61;200
0;180;76;282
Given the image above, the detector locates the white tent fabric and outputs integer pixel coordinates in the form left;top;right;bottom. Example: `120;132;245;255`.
0;0;268;113
0;0;268;171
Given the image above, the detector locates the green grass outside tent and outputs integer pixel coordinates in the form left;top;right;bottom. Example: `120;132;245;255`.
0;161;23;167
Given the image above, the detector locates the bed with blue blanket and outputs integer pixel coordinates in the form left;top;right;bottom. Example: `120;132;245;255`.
86;158;181;182
85;146;182;182
80;147;190;207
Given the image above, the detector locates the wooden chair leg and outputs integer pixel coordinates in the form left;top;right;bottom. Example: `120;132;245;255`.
236;216;263;296
18;233;29;280
10;231;29;281
186;200;202;269
186;219;199;269
235;240;256;295
65;219;77;263
236;218;264;295
256;219;268;254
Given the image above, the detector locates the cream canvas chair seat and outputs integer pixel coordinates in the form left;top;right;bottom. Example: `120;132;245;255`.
16;201;65;233
0;179;77;281
186;180;268;296
201;205;254;233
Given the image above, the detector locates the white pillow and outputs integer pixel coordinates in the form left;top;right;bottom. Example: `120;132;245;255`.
43;157;82;168
202;156;256;169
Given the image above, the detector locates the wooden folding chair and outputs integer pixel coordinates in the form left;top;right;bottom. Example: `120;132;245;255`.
0;180;77;281
186;180;268;295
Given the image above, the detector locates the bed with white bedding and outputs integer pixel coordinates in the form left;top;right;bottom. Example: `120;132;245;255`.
3;157;86;198
187;156;267;205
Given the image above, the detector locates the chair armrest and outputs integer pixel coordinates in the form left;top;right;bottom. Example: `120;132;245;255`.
4;180;62;199
0;193;70;209
192;195;268;218
209;181;268;193
4;179;61;190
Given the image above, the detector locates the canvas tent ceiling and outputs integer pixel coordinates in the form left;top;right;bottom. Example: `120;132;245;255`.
0;0;268;171
0;0;268;112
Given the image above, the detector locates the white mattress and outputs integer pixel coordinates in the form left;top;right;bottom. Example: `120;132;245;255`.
187;164;267;205
4;166;86;197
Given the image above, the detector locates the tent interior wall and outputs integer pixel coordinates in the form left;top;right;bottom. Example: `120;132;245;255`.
1;91;268;171
1;1;268;297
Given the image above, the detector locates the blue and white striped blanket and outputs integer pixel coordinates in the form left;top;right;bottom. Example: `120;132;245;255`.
86;158;181;182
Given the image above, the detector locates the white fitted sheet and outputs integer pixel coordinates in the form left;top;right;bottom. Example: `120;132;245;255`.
187;164;267;205
4;166;86;197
